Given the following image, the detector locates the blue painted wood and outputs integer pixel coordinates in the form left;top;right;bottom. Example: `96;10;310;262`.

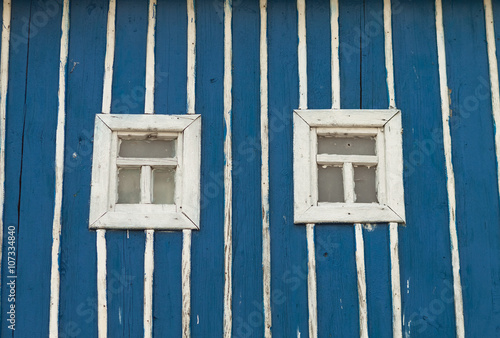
110;0;148;115
442;0;500;336
1;1;29;336
268;0;309;336
191;0;225;335
232;0;264;336
392;0;457;336
152;0;187;336
57;1;108;337
107;0;148;336
11;0;62;335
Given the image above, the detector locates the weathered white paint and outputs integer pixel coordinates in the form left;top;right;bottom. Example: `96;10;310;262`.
354;224;369;338
182;0;196;334
343;162;355;203
223;0;233;336
296;109;398;127
144;229;154;338
97;229;108;338
182;229;192;338
330;0;340;110
484;0;500;201
383;0;396;109
435;0;465;336
298;0;307;110
306;224;318;338
98;0;117;335
98;113;198;131
144;0;157;114
0;0;12;286
49;1;70;336
296;204;404;224
260;0;272;336
317;154;379;166
389;222;402;338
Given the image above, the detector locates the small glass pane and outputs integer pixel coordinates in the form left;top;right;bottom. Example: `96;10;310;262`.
318;165;344;203
318;136;376;155
119;139;176;158
354;166;377;203
117;168;141;204
152;168;176;204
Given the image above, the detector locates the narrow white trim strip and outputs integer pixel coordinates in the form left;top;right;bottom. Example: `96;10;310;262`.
330;0;340;109
306;224;318;338
98;1;117;337
182;229;192;338
484;0;500;201
144;229;154;338
187;0;196;115
97;229;108;338
383;0;396;108
259;0;272;336
143;1;157;336
354;224;369;338
49;1;70;336
182;0;196;335
102;0;116;114
144;0;157;114
435;0;465;336
0;0;12;286
297;0;307;110
223;0;233;336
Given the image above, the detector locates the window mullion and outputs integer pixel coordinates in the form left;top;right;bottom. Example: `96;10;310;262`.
343;162;355;203
141;165;152;204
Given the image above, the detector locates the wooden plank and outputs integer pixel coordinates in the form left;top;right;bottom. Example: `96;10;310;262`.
443;0;500;336
296;109;396;127
232;1;265;336
99;113;198;132
152;0;187;335
13;1;63;335
116;157;177;167
392;0;458;336
190;0;225;335
317;154;378;166
0;0;8;287
268;0;309;335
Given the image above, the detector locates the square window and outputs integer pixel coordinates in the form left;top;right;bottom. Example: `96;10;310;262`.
293;109;405;224
89;114;201;230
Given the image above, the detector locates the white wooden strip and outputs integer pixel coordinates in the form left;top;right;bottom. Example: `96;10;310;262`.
317;154;378;166
116;157;177;167
296;109;397;128
99;113;199;132
102;0;116;114
383;1;403;336
223;0;233;336
330;0;340;109
306;224;318;338
354;224;369;338
187;0;196;115
484;0;500;202
296;204;404;224
343;162;355;203
435;0;465;336
182;229;192;338
310;129;318;205
0;0;12;284
49;1;70;336
144;0;157;114
98;1;117;336
294;112;313;215
97;229;108;338
316;127;379;136
259;1;272;335
298;0;307;109
141;166;152;204
144;230;154;338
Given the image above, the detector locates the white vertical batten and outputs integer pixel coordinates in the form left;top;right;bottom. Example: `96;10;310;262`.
0;0;11;287
223;0;233;336
98;0;117;337
49;0;70;336
143;1;157;336
435;0;465;336
298;1;318;336
183;0;195;336
383;0;403;337
259;0;272;336
354;224;369;338
330;0;340;110
484;0;500;201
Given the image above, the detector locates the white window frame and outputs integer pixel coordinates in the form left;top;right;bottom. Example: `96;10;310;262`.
293;109;405;224
89;114;201;230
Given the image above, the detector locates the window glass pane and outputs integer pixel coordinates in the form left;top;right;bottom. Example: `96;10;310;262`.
119;139;176;158
152;168;176;204
318;165;344;202
318;136;375;155
117;168;141;203
354;166;377;203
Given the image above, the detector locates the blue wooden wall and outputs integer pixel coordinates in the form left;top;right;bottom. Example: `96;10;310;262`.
0;0;499;337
